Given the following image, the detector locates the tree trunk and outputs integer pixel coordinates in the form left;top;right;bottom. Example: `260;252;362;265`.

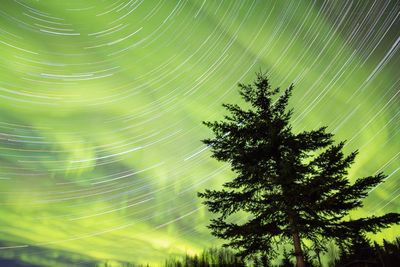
288;215;306;267
292;230;306;267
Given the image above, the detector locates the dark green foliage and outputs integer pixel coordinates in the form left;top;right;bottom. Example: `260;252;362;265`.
198;72;400;265
330;235;400;267
278;249;293;267
251;253;271;267
276;247;318;267
110;240;400;267
337;231;376;264
99;262;143;267
161;238;400;267
164;247;245;267
378;237;400;266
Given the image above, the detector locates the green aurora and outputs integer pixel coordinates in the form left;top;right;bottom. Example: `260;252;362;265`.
0;0;399;266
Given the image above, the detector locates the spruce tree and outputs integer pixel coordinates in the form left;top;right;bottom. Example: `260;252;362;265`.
198;72;400;267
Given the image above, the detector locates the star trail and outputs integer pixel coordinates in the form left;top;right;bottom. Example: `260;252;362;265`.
0;0;399;265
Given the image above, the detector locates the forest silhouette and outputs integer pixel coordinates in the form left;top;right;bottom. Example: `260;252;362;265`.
97;236;400;266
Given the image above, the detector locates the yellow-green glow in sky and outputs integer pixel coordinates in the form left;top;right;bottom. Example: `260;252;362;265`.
0;0;399;266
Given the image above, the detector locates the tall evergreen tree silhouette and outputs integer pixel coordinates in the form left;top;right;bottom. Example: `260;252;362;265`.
198;72;400;267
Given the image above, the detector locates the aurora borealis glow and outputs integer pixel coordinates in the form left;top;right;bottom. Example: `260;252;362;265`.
0;0;399;266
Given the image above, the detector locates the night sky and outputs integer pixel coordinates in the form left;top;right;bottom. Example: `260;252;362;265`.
0;1;399;266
